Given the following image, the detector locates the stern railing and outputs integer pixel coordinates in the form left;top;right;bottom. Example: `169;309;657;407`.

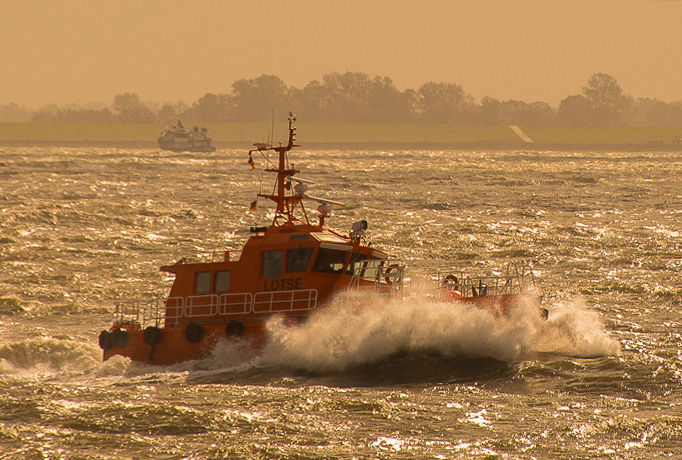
438;262;537;298
113;298;164;329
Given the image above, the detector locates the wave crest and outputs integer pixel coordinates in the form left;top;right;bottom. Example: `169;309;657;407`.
0;336;101;375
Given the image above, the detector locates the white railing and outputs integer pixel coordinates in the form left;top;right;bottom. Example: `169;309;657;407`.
165;296;184;325
114;290;314;328
165;293;254;325
219;293;253;316
184;295;220;318
252;289;318;314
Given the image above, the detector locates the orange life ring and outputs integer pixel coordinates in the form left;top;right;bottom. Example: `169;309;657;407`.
384;265;402;285
442;274;459;288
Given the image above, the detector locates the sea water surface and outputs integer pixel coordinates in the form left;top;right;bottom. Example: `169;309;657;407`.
0;146;680;459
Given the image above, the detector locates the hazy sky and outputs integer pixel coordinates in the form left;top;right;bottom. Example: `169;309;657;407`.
2;0;681;108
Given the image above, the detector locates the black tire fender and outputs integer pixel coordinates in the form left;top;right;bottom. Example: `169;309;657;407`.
98;330;112;350
225;320;244;339
143;326;162;347
111;329;129;348
184;322;204;343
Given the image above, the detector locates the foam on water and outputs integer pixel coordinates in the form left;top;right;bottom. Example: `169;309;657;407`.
0;336;101;376
533;296;622;357
255;290;620;373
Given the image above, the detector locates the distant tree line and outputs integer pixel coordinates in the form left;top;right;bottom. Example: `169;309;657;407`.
3;72;682;126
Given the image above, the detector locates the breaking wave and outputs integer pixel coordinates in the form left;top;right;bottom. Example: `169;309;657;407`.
255;290;620;373
0;336;101;376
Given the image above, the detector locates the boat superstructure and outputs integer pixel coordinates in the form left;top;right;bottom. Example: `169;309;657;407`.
100;114;404;364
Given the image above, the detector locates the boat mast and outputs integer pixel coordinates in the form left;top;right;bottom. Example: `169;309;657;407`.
253;113;309;226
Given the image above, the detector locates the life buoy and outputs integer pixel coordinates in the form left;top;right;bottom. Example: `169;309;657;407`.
442;274;459;289
98;330;112;350
184;322;204;343
384;264;402;285
143;326;162;347
225;321;244;339
111;329;129;348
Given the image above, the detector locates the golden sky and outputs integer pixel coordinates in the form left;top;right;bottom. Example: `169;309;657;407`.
2;0;681;108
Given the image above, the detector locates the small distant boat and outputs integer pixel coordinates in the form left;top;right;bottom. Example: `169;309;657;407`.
158;121;216;152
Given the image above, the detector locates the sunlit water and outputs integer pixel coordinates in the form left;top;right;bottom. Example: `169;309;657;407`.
1;146;681;458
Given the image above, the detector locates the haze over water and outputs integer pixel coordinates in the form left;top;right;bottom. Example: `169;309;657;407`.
0;144;680;457
3;1;682;108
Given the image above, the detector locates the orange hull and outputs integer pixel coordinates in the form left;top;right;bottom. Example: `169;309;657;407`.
101;320;270;365
457;294;526;317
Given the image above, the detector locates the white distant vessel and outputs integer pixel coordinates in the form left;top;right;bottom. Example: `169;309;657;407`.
158;121;216;152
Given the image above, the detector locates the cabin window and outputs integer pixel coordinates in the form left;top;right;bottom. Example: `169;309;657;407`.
286;247;314;273
194;271;211;295
346;252;369;275
262;250;283;277
312;248;347;274
215;270;230;293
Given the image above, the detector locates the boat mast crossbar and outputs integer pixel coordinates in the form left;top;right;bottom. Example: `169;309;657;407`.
250;113;311;227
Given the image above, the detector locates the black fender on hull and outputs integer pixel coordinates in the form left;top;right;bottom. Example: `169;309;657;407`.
143;326;163;361
185;323;204;344
225;321;245;339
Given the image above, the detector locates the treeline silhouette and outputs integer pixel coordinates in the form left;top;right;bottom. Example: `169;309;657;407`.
4;72;682;126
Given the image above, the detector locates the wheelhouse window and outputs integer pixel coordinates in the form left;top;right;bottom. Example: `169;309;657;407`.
262;250;283;277
286;247;314;273
215;270;230;293
312;248;348;274
346;252;369;275
194;271;211;295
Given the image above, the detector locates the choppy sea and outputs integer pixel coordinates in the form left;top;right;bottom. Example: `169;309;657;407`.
0;145;681;459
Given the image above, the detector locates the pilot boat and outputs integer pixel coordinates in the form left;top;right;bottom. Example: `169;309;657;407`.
99;114;405;364
158;121;216;152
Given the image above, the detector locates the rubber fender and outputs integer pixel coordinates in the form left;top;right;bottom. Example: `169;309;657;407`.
111;329;129;348
184;322;204;343
143;326;162;346
98;330;112;350
225;320;244;339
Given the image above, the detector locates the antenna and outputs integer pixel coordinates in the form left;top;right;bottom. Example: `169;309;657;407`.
270;109;275;147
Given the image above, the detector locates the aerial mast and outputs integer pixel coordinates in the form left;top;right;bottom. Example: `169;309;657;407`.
251;113;304;226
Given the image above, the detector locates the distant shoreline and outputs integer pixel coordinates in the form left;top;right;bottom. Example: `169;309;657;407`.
2;139;682;152
1;122;681;151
